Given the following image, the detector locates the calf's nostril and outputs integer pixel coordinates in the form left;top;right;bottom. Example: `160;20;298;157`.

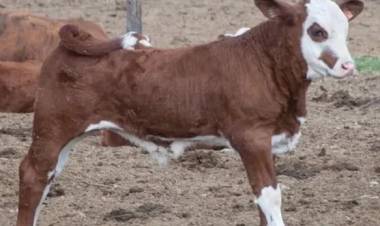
341;62;355;71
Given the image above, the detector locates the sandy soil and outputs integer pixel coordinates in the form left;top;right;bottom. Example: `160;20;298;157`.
0;0;379;226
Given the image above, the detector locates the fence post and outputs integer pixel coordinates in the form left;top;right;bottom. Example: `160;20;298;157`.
126;0;142;33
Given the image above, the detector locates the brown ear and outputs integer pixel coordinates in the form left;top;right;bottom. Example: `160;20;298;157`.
338;0;364;21
254;0;294;19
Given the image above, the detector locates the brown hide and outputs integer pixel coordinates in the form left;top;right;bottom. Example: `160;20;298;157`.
16;0;365;225
0;12;107;62
37;14;308;142
0;12;107;113
0;61;40;113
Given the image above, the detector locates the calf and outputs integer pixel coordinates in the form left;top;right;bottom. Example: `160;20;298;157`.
17;0;363;226
0;11;108;62
0;12;109;112
0;61;40;112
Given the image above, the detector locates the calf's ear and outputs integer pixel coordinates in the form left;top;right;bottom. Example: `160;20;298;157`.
338;0;364;21
253;0;294;19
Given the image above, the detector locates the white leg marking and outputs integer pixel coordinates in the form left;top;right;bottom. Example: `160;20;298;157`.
33;136;84;226
255;186;285;226
271;132;301;155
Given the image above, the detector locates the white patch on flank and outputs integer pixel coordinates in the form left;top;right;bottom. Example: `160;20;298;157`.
150;135;232;159
271;132;301;155
33;136;85;226
301;0;354;80
255;186;285;226
297;117;306;125
87;121;232;163
85;120;122;132
116;132;169;166
224;27;250;37
121;32;138;50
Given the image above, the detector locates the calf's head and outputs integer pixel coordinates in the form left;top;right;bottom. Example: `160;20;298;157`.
254;0;363;80
301;0;363;79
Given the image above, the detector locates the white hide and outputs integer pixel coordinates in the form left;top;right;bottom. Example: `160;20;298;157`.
271;132;301;155
255;186;285;226
86;121;232;164
301;0;354;79
224;27;251;37
33;136;85;226
122;32;152;50
121;32;138;50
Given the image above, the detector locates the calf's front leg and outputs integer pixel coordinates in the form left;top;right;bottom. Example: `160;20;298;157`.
229;127;285;226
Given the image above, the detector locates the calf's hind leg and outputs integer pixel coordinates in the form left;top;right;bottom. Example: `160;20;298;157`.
17;134;83;226
229;127;284;226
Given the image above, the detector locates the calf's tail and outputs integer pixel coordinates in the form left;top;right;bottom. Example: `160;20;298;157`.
59;24;123;56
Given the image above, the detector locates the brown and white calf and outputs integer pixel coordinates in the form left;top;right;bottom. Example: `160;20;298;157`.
0;61;40;112
16;0;363;225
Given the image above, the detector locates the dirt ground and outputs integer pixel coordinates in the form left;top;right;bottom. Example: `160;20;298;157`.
0;0;380;226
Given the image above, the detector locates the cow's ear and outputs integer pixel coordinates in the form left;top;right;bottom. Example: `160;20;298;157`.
338;0;364;21
254;0;295;19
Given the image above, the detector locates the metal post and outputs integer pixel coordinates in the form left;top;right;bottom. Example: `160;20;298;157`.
126;0;142;33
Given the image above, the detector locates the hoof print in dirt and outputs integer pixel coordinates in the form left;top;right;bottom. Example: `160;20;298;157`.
318;148;327;157
104;203;169;222
47;184;65;198
178;151;226;170
312;89;371;109
0;127;32;140
104;209;137;222
312;86;329;102
0;148;19;159
136;203;169;217
129;186;144;194
176;212;191;219
276;162;320;180
329;90;370;109
369;141;380;152
323;162;360;172
341;200;360;210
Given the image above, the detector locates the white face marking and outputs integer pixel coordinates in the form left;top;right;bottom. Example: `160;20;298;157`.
224;27;251;37
33;136;85;226
271;132;301;155
121;32;139;50
301;0;354;80
255;186;284;226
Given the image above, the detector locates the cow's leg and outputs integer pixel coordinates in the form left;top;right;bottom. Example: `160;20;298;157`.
229;127;284;226
16;134;83;226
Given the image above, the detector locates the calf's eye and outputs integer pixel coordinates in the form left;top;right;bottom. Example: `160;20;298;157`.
307;23;328;42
